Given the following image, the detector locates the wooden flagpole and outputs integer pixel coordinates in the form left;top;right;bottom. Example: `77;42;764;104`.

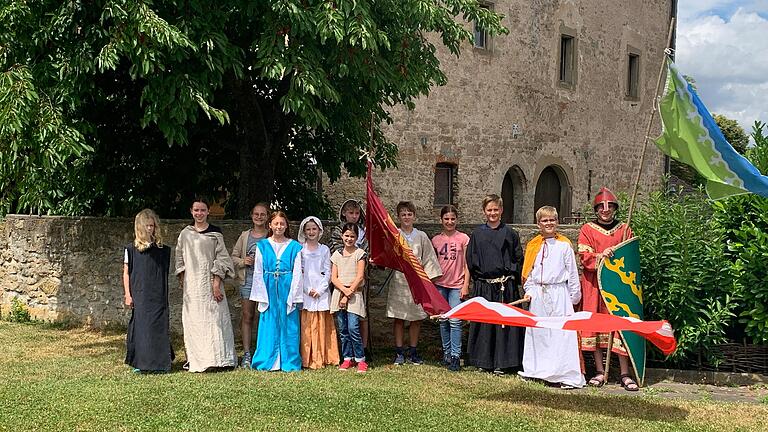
623;17;676;239
605;17;676;380
364;112;375;358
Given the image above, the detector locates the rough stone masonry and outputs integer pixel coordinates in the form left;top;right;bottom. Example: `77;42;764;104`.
324;0;673;224
0;215;580;346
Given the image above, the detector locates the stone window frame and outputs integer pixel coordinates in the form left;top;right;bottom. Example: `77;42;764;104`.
434;162;457;207
473;3;493;52
625;45;641;101
557;25;578;90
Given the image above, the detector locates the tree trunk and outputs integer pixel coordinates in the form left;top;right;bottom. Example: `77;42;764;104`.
230;76;293;218
236;139;276;217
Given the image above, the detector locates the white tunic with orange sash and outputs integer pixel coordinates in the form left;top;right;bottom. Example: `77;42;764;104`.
518;234;585;388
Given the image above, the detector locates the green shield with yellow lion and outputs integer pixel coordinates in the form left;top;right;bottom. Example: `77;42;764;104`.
597;237;646;385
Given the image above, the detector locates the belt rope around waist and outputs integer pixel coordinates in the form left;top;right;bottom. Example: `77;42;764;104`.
537;281;565;286
478;274;512;291
478;275;514;327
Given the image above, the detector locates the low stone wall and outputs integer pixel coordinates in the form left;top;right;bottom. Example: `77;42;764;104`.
0;215;580;347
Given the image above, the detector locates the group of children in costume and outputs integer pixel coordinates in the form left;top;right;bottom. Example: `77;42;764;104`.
122;187;639;390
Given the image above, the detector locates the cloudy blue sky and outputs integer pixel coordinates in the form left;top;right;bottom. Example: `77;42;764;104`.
677;1;768;134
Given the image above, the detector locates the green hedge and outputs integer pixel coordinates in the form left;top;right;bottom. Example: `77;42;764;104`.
629;121;768;367
712;122;768;343
633;190;737;366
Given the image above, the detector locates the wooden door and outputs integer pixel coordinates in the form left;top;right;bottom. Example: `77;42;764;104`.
534;166;561;221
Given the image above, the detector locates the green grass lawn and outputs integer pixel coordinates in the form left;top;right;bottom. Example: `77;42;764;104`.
1;321;765;432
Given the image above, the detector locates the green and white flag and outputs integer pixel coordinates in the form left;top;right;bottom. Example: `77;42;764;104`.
655;59;768;199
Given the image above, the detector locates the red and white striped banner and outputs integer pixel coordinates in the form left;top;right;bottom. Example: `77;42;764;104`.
442;297;676;355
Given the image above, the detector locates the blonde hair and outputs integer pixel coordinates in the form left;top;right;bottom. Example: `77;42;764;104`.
134;209;163;252
535;206;558;222
482;194;503;210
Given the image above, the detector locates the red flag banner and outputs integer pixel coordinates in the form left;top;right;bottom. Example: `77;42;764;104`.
365;162;451;315
443;297;677;356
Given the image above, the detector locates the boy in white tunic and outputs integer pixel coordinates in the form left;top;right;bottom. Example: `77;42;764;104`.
386;201;442;365
518;206;585;389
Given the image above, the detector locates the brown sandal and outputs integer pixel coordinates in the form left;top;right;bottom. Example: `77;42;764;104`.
588;372;605;387
620;373;639;391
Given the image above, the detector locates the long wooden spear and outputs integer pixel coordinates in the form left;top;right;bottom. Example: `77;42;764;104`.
364;112;375;357
623;17;677;238
605;17;676;380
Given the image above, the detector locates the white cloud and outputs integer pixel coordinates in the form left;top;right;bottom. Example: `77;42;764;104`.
677;0;737;20
676;5;768;134
678;0;768;20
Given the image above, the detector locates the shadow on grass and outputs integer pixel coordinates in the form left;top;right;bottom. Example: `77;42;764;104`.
75;337;125;351
484;386;689;422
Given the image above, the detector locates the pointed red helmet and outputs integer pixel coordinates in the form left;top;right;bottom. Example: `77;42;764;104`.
593;187;619;211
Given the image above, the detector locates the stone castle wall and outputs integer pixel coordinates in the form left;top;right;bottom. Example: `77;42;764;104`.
324;0;673;223
0;215;581;346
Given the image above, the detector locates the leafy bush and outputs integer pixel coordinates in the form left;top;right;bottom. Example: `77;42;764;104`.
6;297;32;323
711;121;768;343
580;122;768;368
629;121;768;366
632;189;738;365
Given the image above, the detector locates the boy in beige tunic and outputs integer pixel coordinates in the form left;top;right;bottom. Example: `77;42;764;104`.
386;201;442;365
175;199;237;372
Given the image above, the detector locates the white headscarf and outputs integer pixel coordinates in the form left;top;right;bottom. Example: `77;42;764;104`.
297;216;323;244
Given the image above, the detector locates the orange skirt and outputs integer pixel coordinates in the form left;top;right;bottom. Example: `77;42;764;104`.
300;310;340;369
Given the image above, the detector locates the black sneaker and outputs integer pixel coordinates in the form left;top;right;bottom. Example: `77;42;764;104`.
408;347;423;365
449;356;461;372
441;353;451;367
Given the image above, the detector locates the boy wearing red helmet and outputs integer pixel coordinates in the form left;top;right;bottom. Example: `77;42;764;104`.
577;187;638;391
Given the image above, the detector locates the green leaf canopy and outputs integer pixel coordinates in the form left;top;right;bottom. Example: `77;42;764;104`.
0;0;506;217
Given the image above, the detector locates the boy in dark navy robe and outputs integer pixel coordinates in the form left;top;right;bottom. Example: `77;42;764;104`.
465;194;524;374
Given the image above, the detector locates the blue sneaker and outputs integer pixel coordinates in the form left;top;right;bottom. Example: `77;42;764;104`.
393;347;405;365
241;352;252;369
